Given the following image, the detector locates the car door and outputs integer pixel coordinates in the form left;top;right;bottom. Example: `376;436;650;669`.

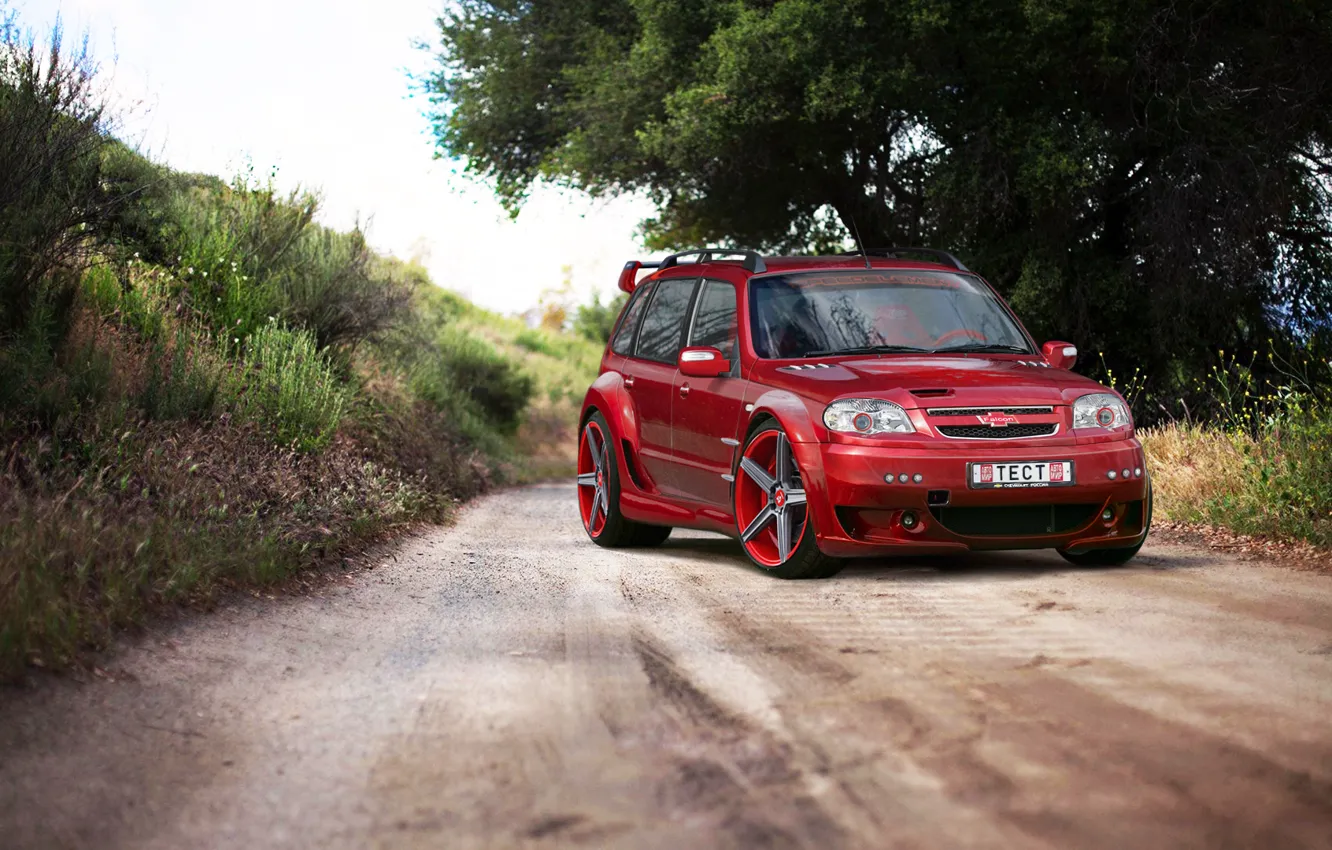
671;279;748;509
625;274;698;495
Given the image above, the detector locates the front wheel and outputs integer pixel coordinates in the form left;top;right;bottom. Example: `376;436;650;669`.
577;413;672;548
733;423;843;579
1059;482;1153;567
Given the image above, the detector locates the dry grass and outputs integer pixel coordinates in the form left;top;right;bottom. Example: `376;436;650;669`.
1141;423;1252;522
1142;421;1332;547
0;308;496;680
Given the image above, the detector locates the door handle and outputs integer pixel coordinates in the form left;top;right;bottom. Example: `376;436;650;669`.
679;384;691;398
624;376;635;388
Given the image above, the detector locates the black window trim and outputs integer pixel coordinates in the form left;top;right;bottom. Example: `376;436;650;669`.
629;275;701;365
610;279;655;357
686;278;741;378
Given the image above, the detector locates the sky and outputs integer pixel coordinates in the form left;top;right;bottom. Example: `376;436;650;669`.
13;0;655;314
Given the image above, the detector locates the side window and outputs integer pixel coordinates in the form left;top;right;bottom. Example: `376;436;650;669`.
634;278;696;363
610;282;653;356
688;280;738;363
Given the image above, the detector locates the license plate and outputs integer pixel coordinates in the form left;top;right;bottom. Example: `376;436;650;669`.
969;460;1075;489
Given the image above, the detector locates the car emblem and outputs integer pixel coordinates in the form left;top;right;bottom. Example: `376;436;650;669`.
977;411;1019;427
774;488;787;509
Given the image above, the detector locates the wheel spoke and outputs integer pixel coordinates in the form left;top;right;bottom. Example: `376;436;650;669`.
783;488;806;507
740;456;776;492
590;485;605;524
776;509;792;561
577;473;598;487
599;484;610;517
584;427;603;465
775;433;792;487
740;504;776;543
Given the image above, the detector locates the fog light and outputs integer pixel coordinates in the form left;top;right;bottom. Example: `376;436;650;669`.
913;473;923;483
1122;468;1131;478
901;510;919;530
1107;470;1117;480
1102;508;1114;522
899;473;910;483
1135;467;1143;477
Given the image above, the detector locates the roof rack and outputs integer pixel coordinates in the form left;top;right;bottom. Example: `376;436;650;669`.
840;246;970;273
660;248;767;274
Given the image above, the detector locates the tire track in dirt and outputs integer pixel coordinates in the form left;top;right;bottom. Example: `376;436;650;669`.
1;484;1330;849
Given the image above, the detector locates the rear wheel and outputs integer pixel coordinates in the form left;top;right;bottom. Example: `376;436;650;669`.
578;413;672;548
1059;482;1153;567
733;423;843;579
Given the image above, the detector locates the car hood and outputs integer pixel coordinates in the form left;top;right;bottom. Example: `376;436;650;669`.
751;355;1111;408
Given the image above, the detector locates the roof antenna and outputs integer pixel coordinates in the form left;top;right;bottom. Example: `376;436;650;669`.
847;213;872;270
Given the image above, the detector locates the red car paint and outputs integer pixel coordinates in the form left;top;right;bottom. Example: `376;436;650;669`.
579;255;1149;566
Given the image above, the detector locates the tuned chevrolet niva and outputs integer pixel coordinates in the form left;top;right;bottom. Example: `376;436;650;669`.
577;248;1150;579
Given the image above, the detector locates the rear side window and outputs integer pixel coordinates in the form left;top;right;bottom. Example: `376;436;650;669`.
634;278;696;363
610;282;653;356
688;280;738;362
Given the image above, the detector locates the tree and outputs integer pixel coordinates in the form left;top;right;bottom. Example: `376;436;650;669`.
574;290;629;343
425;0;1332;411
0;15;111;334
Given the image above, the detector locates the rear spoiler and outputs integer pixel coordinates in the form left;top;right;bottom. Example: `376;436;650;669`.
617;260;661;294
618;248;767;293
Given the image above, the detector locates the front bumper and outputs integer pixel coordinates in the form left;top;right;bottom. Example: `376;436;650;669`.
792;437;1150;558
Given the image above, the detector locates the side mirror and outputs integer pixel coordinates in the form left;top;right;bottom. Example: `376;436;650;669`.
1042;340;1078;371
678;346;730;378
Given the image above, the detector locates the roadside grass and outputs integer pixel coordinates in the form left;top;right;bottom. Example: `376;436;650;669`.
441;295;604;479
0;23;590;680
1143;419;1332;549
0;413;479;672
1139;350;1332;549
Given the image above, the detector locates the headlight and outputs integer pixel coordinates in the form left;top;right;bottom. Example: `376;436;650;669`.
823;399;915;435
1072;393;1132;430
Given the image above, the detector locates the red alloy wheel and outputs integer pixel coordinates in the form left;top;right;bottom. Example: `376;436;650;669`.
577;420;611;538
734;429;808;567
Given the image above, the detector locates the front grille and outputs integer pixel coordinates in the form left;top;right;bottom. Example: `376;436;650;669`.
938;424;1058;439
929;504;1099;536
927;406;1054;417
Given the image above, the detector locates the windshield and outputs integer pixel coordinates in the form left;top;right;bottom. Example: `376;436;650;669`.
748;270;1033;359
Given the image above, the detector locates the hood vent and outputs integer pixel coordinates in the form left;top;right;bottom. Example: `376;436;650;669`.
780;363;834;371
910;388;953;398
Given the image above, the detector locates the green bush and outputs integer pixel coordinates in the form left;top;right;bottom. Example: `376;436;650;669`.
573;290;627;343
0;290;113;429
412;327;533;436
0;21;109;335
161;175;414;353
1146;346;1332;546
140;325;228;421
270;224;416;354
233;320;348;451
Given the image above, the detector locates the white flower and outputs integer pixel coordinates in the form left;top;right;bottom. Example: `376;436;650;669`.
188;267;194;274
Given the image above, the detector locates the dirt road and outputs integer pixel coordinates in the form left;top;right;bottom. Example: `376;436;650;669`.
2;484;1331;849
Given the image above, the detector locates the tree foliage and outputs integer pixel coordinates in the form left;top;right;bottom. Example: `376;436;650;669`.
426;0;1332;411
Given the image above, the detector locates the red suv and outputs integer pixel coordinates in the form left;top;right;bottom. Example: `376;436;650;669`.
577;248;1150;579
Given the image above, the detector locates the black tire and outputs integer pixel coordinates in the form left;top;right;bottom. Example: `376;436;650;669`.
580;412;672;548
734;422;844;580
1059;481;1153;567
